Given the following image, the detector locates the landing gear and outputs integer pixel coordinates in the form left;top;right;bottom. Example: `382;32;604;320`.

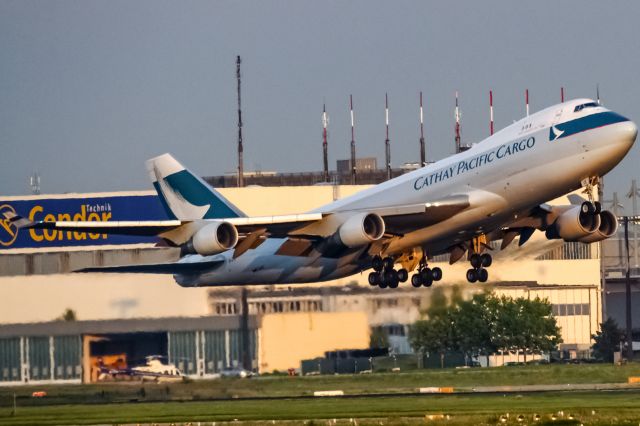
369;256;403;289
370;254;411;289
409;258;442;288
466;253;491;283
372;255;384;272
368;271;380;286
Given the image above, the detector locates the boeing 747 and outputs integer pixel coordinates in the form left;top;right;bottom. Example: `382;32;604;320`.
5;98;637;288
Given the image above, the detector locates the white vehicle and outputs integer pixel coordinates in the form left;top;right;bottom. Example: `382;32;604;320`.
5;98;637;288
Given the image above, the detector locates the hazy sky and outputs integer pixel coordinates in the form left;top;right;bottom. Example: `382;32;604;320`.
1;1;639;210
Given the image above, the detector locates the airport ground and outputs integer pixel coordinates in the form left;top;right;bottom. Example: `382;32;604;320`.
2;364;640;425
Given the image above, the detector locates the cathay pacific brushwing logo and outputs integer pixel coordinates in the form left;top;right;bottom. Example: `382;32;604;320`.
550;126;565;141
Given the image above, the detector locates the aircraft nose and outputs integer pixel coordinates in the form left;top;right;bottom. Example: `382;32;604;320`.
618;120;638;147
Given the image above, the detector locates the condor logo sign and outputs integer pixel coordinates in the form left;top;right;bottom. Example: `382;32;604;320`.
0;204;19;247
27;203;112;242
0;195;168;250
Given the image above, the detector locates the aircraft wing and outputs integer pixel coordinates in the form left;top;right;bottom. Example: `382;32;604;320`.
365;195;471;235
3;196;471;247
2;210;324;245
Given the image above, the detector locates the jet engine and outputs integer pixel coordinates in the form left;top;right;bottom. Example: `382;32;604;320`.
337;212;386;248
546;202;601;242
188;221;239;256
577;210;618;243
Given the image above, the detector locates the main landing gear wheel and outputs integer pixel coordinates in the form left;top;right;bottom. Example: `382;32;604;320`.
368;271;380;286
466;268;478;283
466;252;492;283
371;256;403;289
384;270;399;289
411;274;422;288
431;267;443;281
372;255;384;272
410;263;442;288
372;255;432;289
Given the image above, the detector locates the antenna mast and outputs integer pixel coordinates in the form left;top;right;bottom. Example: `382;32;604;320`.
384;93;391;180
454;91;461;153
525;89;530;117
350;94;356;185
236;55;244;188
29;172;41;195
419;92;426;166
489;90;494;135
322;104;329;182
560;86;565;103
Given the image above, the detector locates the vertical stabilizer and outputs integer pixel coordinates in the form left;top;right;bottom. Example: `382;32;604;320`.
146;154;245;220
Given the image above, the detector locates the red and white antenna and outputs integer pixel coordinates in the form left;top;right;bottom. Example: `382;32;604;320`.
384;93;391;180
489;90;494;135
525;89;530;117
349;94;356;185
560;87;565;103
596;84;601;105
322;103;329;182
419;91;426;166
454;91;461;153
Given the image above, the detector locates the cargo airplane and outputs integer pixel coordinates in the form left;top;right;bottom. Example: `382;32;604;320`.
4;98;637;288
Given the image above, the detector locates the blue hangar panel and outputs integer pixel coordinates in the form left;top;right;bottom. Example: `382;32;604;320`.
0;194;169;250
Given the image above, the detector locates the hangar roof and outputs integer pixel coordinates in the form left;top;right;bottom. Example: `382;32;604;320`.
0;315;258;338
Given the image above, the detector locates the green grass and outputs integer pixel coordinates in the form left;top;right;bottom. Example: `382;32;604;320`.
1;364;640;425
2;363;640;407
1;391;640;425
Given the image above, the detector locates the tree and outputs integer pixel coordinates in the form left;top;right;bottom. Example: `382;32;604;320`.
516;297;562;361
410;291;562;366
592;318;623;362
452;293;497;363
410;287;458;367
57;308;77;321
410;312;455;368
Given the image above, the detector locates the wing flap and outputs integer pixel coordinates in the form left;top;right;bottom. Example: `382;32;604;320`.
369;195;471;235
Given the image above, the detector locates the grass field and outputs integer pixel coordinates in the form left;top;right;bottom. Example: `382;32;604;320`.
1;364;640;425
1;391;640;425
2;363;640;406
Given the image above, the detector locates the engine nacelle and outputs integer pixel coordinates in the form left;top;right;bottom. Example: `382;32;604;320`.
190;221;239;256
337;212;385;248
577;210;618;243
547;202;600;242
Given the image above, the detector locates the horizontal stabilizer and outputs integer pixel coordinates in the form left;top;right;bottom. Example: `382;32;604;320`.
1;210;33;228
77;258;224;274
27;220;185;237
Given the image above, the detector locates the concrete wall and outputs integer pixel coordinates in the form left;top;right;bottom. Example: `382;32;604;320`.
258;312;369;373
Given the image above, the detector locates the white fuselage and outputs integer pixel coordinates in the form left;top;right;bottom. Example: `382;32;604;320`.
176;99;636;287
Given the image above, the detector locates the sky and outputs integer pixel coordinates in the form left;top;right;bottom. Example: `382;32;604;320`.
1;0;640;210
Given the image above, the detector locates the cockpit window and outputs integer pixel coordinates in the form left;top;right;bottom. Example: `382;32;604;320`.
574;102;599;112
